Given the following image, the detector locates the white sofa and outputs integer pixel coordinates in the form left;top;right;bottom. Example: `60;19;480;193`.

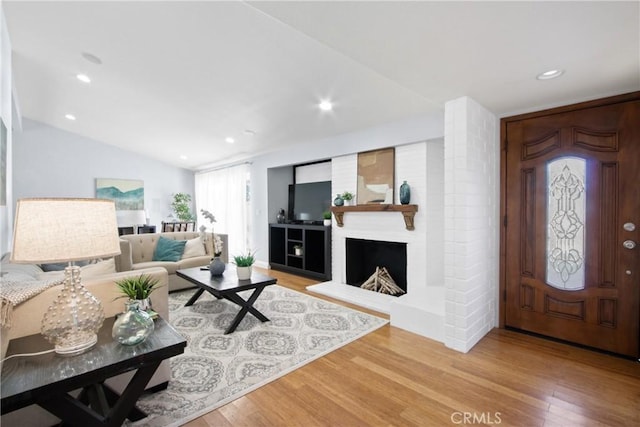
116;231;229;291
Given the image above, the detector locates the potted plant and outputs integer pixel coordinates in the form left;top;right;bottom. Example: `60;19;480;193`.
323;211;332;226
293;244;303;256
115;274;162;317
233;250;256;280
341;191;354;206
171;193;196;221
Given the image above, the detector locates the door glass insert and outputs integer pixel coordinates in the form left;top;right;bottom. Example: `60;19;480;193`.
546;157;586;290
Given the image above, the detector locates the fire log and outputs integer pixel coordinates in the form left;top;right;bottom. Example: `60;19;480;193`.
360;266;405;295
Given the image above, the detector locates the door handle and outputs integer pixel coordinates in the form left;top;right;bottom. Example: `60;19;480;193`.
623;240;636;249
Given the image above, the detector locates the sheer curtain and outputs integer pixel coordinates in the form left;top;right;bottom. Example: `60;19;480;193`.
195;163;250;259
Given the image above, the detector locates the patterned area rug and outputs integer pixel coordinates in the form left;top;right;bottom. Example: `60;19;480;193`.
129;285;388;426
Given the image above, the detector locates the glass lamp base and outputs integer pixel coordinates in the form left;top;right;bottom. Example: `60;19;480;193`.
54;333;98;356
41;265;105;357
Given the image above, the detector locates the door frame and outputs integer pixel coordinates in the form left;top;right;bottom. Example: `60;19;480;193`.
499;91;640;328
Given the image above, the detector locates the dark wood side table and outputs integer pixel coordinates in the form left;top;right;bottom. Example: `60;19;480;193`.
1;317;186;426
177;266;277;334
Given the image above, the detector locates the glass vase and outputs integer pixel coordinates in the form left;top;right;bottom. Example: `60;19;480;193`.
112;301;154;346
333;194;344;206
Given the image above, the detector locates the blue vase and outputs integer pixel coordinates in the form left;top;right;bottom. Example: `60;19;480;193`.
209;257;226;276
400;181;411;205
333;194;344;206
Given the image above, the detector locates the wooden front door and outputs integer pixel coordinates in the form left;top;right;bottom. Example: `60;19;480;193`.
502;93;640;358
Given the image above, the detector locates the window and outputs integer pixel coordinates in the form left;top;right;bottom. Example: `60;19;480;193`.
546;157;586;290
195;164;251;257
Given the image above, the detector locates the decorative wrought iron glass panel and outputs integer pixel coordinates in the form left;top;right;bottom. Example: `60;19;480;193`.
546;157;586;290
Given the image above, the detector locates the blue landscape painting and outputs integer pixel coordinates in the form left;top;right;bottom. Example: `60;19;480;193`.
96;178;144;210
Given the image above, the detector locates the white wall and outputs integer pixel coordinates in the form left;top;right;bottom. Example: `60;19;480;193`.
443;96;499;353
295;161;331;183
12;119;195;230
425;140;445;286
0;6;12;254
250;112;445;264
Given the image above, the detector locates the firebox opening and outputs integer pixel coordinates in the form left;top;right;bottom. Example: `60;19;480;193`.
345;238;407;295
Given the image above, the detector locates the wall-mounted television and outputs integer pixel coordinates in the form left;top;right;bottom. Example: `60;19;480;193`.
288;181;331;224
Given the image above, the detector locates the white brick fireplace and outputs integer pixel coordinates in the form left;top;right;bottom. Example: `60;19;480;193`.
308;140;447;342
309;96;499;352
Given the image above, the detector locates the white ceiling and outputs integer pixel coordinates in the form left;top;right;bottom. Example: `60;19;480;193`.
4;1;639;170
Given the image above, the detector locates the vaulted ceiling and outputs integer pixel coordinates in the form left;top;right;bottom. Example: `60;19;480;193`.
4;1;638;170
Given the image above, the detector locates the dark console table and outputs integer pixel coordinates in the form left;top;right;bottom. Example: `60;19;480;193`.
1;317;186;426
269;223;331;280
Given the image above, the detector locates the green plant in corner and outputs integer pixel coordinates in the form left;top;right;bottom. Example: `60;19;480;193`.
115;275;162;301
233;251;256;267
341;191;354;201
171;193;196;221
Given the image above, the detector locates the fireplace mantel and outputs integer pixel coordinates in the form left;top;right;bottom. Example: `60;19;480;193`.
330;204;418;230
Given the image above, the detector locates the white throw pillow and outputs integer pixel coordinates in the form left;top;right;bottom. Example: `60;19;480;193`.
81;258;117;277
181;237;206;259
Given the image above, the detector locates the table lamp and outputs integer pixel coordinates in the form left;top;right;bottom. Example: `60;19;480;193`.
11;198;121;356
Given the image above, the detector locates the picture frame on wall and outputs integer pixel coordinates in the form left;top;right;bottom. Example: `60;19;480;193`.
96;178;144;210
357;147;395;205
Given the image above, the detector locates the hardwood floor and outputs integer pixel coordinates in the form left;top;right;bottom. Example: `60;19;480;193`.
185;268;640;427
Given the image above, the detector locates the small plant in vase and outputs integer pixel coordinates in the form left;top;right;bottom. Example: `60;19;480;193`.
341;191;354;206
323;211;332;226
233;250;256;280
115;274;162;317
113;274;160;345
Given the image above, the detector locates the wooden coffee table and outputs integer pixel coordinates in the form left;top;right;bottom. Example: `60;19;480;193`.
176;266;277;334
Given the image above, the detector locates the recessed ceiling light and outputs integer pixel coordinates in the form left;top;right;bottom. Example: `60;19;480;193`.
536;69;564;80
81;52;102;65
65;114;76;121
76;74;91;83
225;137;235;144
319;100;333;111
179;155;188;160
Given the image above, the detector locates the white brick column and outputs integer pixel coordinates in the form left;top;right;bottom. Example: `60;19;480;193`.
444;97;499;353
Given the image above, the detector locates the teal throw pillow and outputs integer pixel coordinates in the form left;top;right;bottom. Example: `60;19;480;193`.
153;236;187;262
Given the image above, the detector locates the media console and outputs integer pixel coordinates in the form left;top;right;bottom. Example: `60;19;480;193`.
269;223;331;281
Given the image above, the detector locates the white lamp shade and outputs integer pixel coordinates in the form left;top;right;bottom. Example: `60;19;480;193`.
11;198;122;264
